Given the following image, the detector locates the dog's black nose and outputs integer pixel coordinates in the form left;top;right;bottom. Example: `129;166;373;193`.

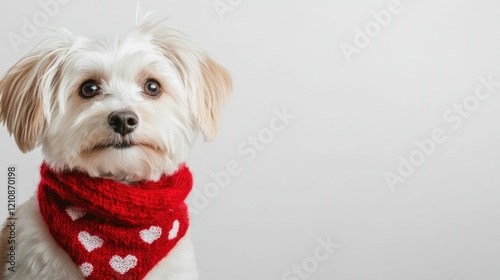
108;111;139;136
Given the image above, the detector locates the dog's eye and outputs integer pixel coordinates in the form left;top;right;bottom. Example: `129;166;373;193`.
80;81;100;99
144;79;162;97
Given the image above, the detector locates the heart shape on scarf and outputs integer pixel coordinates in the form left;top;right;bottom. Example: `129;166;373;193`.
140;226;162;244
66;206;86;221
78;231;104;252
110;255;138;275
79;262;93;277
168;220;180;240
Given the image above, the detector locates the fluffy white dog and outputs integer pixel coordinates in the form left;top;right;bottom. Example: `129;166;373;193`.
0;15;231;280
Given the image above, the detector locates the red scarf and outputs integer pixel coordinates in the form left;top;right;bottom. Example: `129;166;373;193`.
37;163;192;279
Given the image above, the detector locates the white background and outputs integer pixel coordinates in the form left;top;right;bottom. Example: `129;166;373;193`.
1;0;500;279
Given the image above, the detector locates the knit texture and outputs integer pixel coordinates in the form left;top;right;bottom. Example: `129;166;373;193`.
37;163;192;279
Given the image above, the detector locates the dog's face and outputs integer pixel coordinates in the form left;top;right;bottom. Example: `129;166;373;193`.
0;21;231;182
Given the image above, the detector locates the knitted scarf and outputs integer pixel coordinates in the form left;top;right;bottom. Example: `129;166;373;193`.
37;163;192;279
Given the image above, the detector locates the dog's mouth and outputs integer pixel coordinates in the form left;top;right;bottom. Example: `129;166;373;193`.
83;140;163;153
94;142;136;150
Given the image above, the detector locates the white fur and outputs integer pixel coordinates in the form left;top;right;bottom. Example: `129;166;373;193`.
1;16;231;279
41;27;198;181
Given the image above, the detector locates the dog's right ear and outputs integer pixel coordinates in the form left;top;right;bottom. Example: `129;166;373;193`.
0;37;70;153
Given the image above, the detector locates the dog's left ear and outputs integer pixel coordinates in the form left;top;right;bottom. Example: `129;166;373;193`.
193;54;232;141
142;22;232;141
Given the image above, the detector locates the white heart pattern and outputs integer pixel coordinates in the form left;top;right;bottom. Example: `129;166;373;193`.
110;255;138;275
168;220;180;240
78;231;104;252
66;206;86;221
140;226;162;244
79;262;93;277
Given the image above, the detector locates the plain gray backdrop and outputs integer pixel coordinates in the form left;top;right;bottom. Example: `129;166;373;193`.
1;0;500;279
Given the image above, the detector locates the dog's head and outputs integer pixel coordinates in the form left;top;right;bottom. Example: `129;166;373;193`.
0;20;232;182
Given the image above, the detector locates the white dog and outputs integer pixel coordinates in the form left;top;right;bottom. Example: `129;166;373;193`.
0;15;231;280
